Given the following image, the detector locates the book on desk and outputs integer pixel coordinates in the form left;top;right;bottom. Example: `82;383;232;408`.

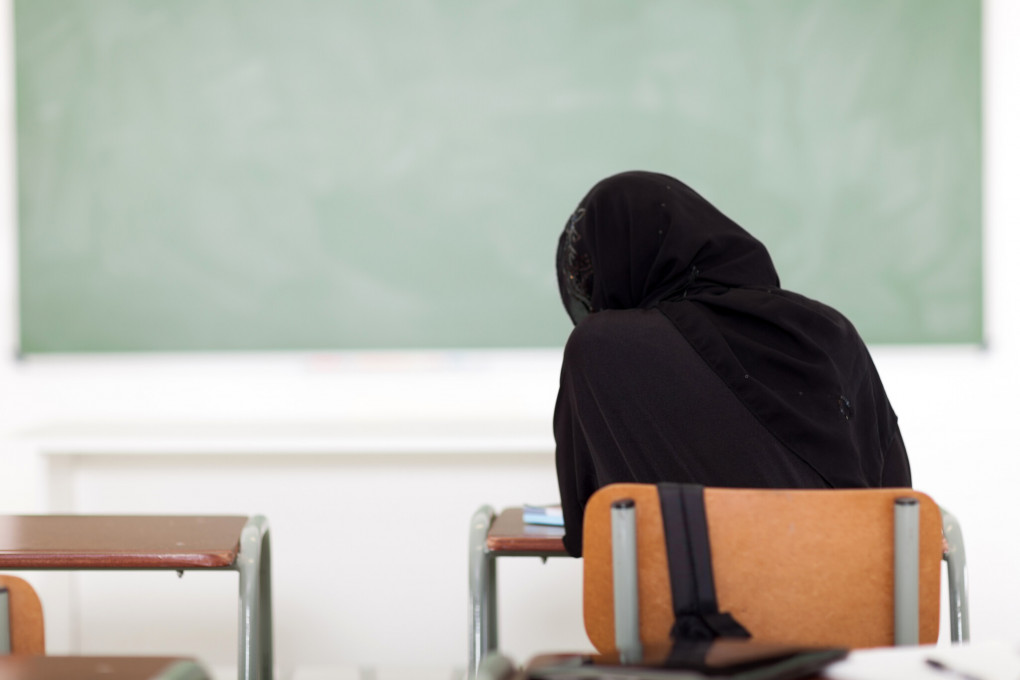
523;505;564;527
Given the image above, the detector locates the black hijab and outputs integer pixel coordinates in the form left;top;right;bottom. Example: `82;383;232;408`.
556;171;904;489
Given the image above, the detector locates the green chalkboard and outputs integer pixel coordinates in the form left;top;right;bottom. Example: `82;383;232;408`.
15;0;981;352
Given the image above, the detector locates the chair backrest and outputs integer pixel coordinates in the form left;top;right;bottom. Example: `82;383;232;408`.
0;575;46;655
583;484;942;652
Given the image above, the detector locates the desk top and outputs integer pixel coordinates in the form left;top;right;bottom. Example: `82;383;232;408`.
0;515;249;569
0;657;208;680
486;508;567;555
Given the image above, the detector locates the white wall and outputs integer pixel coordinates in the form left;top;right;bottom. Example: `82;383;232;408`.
0;0;1017;675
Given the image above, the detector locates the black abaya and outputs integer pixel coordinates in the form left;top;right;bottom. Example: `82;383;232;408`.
554;171;911;557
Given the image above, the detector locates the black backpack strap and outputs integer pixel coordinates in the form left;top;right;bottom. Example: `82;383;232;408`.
658;483;751;643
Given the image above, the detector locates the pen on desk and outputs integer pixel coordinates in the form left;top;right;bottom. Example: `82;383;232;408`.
925;657;983;680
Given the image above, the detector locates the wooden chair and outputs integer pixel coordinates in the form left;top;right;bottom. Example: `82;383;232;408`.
0;575;45;654
582;484;968;655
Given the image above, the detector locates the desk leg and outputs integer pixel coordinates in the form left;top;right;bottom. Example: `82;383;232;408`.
469;506;497;678
486;552;498;652
237;515;274;680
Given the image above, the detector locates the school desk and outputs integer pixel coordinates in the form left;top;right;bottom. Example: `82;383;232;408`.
0;515;271;680
469;506;567;675
0;656;210;680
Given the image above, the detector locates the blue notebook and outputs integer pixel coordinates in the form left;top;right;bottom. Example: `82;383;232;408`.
523;504;564;527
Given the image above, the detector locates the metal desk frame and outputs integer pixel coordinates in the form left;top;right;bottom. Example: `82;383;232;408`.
468;506;567;678
0;515;272;680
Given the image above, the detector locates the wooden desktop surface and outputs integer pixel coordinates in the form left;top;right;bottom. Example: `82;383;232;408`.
486;508;567;555
0;515;249;569
0;656;206;680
